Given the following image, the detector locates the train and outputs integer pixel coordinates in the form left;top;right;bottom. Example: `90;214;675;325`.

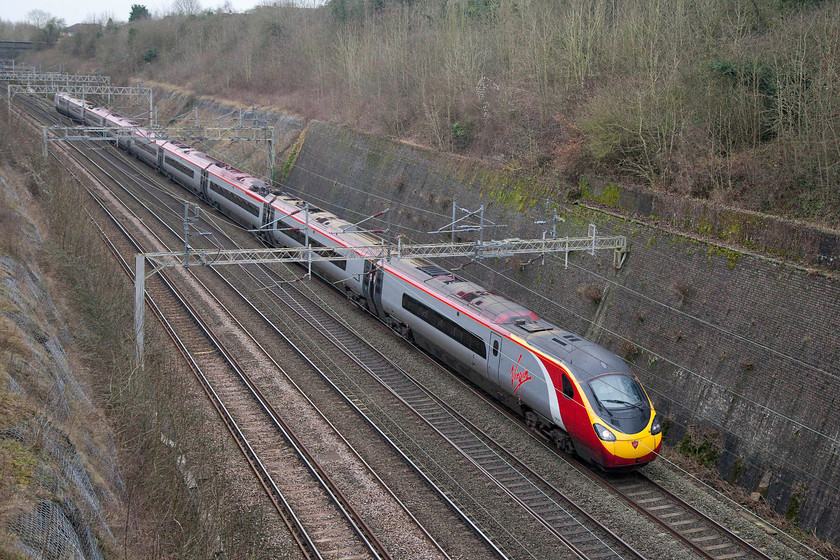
55;92;662;469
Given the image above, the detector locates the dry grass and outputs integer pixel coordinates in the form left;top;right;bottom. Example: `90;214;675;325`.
618;339;639;360
670;278;691;306
0;317;30;363
0;191;24;261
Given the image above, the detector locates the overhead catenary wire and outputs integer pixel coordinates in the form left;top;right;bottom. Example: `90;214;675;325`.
123;92;839;485
107;100;830;555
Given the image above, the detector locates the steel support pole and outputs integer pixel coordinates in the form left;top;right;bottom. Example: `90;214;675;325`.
267;127;275;184
135;254;145;371
451;200;456;245
479;205;485;247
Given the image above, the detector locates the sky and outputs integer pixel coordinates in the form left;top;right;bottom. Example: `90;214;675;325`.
3;0;290;27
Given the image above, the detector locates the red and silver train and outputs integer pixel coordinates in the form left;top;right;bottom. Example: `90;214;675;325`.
56;93;662;469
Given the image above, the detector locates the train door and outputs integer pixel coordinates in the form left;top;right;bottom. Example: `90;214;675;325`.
373;265;385;320
260;204;274;244
363;260;386;319
363;260;375;311
156;147;164;171
200;168;209;198
488;332;503;385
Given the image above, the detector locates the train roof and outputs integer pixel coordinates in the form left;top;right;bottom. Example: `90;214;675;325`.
388;257;632;381
265;191;383;251
161;140;220;168
85;105;111;118
56;93;92;108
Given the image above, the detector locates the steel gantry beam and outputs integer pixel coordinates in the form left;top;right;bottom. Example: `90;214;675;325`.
0;71;111;84
8;83;153;118
41;125;143;157
0;70;64;81
141;228;627;271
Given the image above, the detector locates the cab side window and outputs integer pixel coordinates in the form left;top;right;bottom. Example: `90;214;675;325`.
562;374;574;399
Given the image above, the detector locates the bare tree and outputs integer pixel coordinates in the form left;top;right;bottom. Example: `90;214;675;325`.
171;0;202;16
26;9;52;29
26;9;64;44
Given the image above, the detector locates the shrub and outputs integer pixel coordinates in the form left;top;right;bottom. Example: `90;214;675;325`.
577;283;603;303
678;428;721;468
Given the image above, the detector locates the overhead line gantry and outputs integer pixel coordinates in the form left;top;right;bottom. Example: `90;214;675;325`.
132;205;628;369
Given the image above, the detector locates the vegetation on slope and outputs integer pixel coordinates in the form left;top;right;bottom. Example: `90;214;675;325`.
7;0;840;228
0;110;279;559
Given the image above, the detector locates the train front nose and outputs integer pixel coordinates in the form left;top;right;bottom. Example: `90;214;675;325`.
611;432;661;467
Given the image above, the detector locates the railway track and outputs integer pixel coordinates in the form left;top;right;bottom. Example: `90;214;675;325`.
596;471;773;560
7;90;815;560
16;93;603;559
150;269;391;560
11;94;446;560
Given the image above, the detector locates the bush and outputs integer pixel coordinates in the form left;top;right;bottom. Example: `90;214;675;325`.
142;47;158;63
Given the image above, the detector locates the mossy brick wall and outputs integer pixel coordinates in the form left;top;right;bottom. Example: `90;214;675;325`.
580;178;840;270
284;121;840;545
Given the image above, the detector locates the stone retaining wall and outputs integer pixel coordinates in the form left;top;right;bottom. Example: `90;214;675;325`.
283;120;840;545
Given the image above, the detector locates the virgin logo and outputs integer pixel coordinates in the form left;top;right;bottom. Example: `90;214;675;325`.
510;354;532;394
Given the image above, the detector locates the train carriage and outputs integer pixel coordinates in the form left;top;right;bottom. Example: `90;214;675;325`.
204;163;269;229
159;141;204;192
379;256;661;468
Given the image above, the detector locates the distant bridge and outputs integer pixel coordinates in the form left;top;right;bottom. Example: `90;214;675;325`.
0;41;43;57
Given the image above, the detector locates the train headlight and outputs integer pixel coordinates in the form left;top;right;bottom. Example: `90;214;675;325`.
650;414;662;435
593;423;617;442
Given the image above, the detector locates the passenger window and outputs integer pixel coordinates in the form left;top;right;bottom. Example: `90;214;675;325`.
562;374;574;399
492;340;499;357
